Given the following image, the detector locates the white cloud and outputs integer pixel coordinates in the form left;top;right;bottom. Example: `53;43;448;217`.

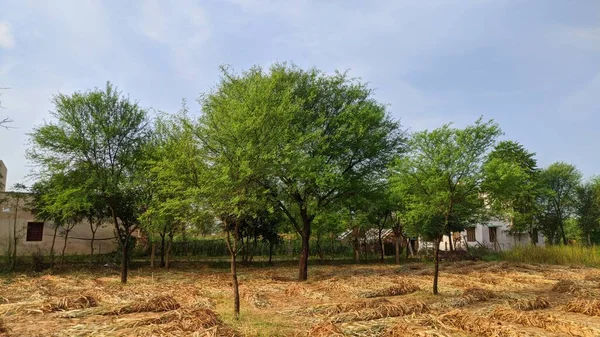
0;22;15;49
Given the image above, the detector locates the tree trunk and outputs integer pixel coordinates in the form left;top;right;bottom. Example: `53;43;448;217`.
89;219;97;266
529;230;537;246
121;238;129;284
231;247;240;319
165;232;173;269
353;227;360;263
395;234;401;264
160;232;166;267
50;225;58;267
433;236;441;295
378;227;384;263
316;232;324;261
224;220;240;319
588;233;592;246
448;232;454;251
110;204;129;284
268;241;273;264
241;235;246;263
407;238;414;257
249;234;257;263
150;241;156;268
298;208;311;281
559;220;568;245
61;228;71;267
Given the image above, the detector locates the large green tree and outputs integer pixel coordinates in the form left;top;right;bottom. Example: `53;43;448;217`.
574;179;600;245
28;82;150;283
538;162;582;245
199;64;403;281
482;141;542;244
392;118;501;294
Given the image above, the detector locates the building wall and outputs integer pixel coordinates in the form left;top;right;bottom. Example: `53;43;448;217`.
0;160;7;192
436;220;545;252
0;192;117;256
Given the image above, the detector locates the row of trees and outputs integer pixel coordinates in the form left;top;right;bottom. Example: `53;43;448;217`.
25;64;600;316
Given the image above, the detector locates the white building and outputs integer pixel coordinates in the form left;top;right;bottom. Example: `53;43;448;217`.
436;220;544;251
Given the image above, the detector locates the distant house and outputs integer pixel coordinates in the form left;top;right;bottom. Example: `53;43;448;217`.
436;220;545;251
0;160;117;256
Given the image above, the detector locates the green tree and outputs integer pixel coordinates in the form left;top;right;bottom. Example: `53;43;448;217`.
539;162;582;245
482;141;542;244
575;179;600;245
28;82;150;283
392;118;501;294
200;64;403;281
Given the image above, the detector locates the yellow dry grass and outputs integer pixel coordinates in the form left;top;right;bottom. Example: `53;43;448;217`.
510;296;550;311
564;298;600;316
1;261;600;336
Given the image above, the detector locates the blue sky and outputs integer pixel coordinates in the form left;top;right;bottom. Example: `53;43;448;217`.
0;0;599;188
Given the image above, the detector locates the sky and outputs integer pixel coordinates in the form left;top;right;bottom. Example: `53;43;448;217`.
0;0;599;188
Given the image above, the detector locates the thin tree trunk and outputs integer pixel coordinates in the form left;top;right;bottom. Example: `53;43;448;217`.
121;237;129;284
433;236;441;295
165;232;173;269
224;220;240;319
298;208;311;281
559;220;568;245
588;233;592;246
150;241;156;268
448;232;454;251
61;228;71;267
395;234;401;264
160;231;166;267
89;218;97;266
316;232;324;261
110;204;129;284
50;225;58;267
379;227;384;263
353;227;360;263
407;238;414;257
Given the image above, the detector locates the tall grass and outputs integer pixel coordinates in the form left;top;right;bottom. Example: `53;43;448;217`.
501;245;600;267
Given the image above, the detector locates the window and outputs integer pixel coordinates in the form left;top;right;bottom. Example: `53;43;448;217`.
467;227;476;242
26;222;44;241
489;227;497;243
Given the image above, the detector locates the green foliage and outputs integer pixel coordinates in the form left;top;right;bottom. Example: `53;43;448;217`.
392;118;502;241
482;141;542;242
28;82;150;283
574;178;600;244
198;63;403;279
538;162;582;245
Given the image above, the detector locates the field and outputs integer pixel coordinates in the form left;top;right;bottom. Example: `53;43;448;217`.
2;260;600;336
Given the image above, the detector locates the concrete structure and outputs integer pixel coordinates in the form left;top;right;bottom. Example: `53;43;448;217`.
0;161;117;256
0;160;7;192
435;220;545;252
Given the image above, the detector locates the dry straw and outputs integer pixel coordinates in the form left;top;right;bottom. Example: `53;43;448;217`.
510;297;550;311
564;299;600;316
360;282;420;298
437;309;523;337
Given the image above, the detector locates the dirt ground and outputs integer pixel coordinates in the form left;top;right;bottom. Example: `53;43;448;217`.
1;260;600;336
